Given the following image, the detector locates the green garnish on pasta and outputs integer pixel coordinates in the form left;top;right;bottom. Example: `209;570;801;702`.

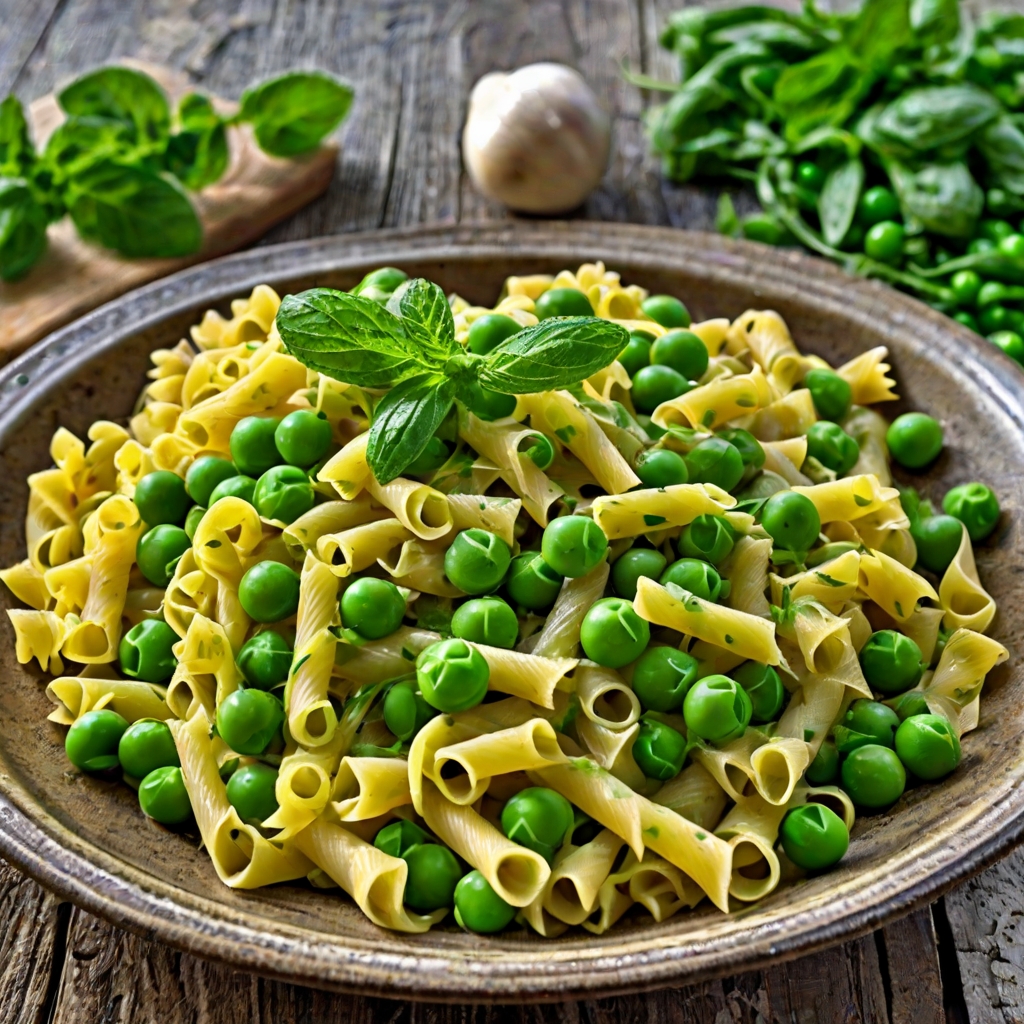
0;260;1008;936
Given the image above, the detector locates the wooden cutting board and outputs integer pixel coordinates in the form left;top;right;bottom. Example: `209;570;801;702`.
0;61;338;360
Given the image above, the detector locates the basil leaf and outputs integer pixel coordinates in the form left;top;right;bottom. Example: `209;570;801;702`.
0;177;47;281
869;86;999;159
910;0;960;47
44;116;134;176
477;317;629;395
277;287;440;388
64;159;202;257
58;67;170;148
0;96;36;177
844;0;911;67
773;48;872;142
818;156;863;247
386;277;458;362
977;119;1024;195
366;374;456;484
887;160;983;239
165;94;229;191
237;71;353;157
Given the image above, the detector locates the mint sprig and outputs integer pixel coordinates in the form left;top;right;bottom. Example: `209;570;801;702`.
276;279;629;483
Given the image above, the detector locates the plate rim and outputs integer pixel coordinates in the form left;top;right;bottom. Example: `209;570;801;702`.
1;220;1023;1002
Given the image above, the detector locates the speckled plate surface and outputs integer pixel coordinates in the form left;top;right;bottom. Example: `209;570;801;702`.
0;222;1021;1003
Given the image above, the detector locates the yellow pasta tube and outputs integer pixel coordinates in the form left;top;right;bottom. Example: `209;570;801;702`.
750;737;811;806
379;539;463;597
592;484;735;540
728;310;802;388
282;496;389;560
192;496;264;586
859;548;938;622
792;475;896;524
689;317;731;356
332;757;412;820
689;729;765;802
925;628;1008;714
1;560;51;610
163;548;218;640
837;346;898;404
576;662;641;731
576;719;644;791
367;476;453;541
652;762;729;831
720;536;773;618
474;643;578;708
173;613;242;710
446;494;521;547
939;524;996;633
714;793;784;902
8;609;65;673
530;562;610;659
293;817;442;932
46;675;170;726
771;550;861;611
542;829;626;926
634;577;782;665
332;626;439;686
746;387;817;442
318;433;371;500
421;781;550;907
652;365;775;430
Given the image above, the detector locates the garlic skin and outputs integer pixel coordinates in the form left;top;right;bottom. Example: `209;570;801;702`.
463;62;611;214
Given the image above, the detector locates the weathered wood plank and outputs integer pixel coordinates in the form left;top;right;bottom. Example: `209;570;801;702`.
0;0;67;97
882;907;946;1024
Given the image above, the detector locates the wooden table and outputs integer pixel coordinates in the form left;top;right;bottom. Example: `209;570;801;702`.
1;0;1023;1020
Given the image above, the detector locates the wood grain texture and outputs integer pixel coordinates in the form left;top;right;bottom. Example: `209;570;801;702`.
0;0;1021;1021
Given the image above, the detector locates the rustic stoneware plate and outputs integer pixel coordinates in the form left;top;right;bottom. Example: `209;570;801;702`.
0;222;1022;1003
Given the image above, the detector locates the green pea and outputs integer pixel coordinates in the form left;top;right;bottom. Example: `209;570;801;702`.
404;843;462;911
209;474;257;506
803;369;852;422
999;232;1024;260
732;662;784;723
238;561;301;622
580;597;650;668
744;212;791;246
454;870;516;933
133;470;190;527
383;680;436;741
864;220;904;262
761;491;820;551
679;514;735;564
352;266;408;299
417;638;490;713
273;410;332;468
683;674;752;745
631;364;691;413
535;287;593;319
660;557;725;602
780;803;849;870
619;331;653;377
443;529;511;596
943;482;1000;541
968;237;996;255
66;709;129;771
977;280;1009;308
981;218;1015;242
516;432;555;471
888;412;944;470
860;630;923;696
451;597;519;649
634;448;688;488
986;188;1022;217
237;630;293;690
229;416;282;476
641;294;690;328
718;427;765;471
684;437;744;492
462;382;518;421
119;619;178;683
841;743;906;809
990;330;1024;365
911;514;963;574
406;436;452;477
949;270;982;307
611;548;667;600
631;646;699;712
805;740;839;785
651;330;708;381
136;525;191;587
253;465;315;524
341;577;406;640
185;456;236;507
505;552;563;611
978;304;1012;335
805;421;859;475
468;313;520;355
835;699;900;753
894;713;961;780
541;516;608;579
796;161;826;192
374;819;429;858
184;505;206;540
890;690;930;721
501;787;574;860
216;688;285;755
858;186;900;225
226;762;279;824
637;414;667;441
138;766;192;825
954;312;980;333
118;719;179;778
632;718;687;781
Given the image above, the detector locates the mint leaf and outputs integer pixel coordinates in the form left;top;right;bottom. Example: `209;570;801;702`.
478;317;628;395
237;71;353;157
0;178;48;281
367;374;456;484
58;67;170;149
277;287;441;388
387;277;458;363
165;93;228;191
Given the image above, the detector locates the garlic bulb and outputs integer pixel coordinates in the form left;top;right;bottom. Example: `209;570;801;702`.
463;62;611;214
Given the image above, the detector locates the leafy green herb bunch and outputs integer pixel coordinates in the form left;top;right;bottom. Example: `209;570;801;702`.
276;271;629;483
0;66;352;281
638;0;1024;361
